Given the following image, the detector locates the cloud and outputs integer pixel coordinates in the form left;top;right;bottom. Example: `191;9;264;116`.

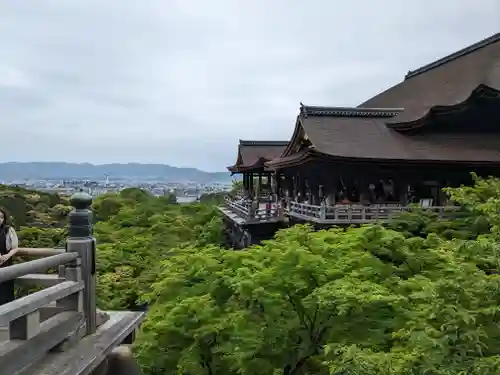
0;0;498;171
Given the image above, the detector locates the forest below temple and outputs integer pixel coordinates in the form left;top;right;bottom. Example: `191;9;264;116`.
3;175;500;375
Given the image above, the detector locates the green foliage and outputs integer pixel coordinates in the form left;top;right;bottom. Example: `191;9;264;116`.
231;180;243;193
0;185;69;227
93;191;224;311
131;176;500;375
120;187;155;202
92;193;126;222
15;175;500;375
1;184;223;314
18;227;67;248
134;222;500;375
385;208;490;240
200;192;226;205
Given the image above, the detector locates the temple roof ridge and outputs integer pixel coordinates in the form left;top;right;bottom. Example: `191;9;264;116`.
405;32;500;80
239;140;289;146
299;103;403;118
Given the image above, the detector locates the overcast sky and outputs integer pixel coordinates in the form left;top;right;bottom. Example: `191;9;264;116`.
0;1;498;171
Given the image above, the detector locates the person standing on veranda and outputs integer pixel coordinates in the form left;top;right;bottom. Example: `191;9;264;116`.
0;208;19;305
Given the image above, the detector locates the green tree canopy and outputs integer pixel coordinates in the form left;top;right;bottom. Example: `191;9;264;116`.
132;176;500;375
10;175;500;375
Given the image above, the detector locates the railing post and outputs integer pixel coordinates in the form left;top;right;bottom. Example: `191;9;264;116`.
319;201;327;220
66;191;97;335
248;200;256;220
278;197;285;220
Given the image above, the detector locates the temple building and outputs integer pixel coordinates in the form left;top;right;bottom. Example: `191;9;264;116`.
222;32;500;245
220;140;288;248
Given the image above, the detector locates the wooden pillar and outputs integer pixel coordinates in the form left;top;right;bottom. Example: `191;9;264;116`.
243;173;248;191
298;174;306;202
292;174;298;200
66;191;97;335
288;175;294;198
245;173;251;198
305;180;312;204
249;173;254;199
398;180;410;205
267;173;272;216
258;173;263;198
276;172;282;198
439;179;449;205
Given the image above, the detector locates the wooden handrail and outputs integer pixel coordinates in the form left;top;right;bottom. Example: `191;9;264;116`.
287;202;460;223
17;247;65;257
0;192;146;375
0;250;84;343
224;196;280;222
0;252;78;283
0;281;84;326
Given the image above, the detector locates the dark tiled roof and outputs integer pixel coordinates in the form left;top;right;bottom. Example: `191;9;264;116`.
228;140;288;172
359;32;500;125
268;34;500;168
238;140;288;166
405;33;500;79
295;110;500;162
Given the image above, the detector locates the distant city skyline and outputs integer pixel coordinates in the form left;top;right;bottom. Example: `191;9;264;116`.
0;161;235;182
0;160;227;173
0;1;498;171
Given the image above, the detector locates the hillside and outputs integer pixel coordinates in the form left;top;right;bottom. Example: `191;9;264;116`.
0;162;232;183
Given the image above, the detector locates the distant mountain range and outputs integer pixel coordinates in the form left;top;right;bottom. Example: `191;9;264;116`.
0;162;234;183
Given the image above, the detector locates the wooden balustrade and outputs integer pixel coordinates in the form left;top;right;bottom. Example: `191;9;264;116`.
223;197;459;226
17;247;65;257
287;201;459;224
223;196;280;223
0;248;86;374
0;191;145;375
224;196;251;219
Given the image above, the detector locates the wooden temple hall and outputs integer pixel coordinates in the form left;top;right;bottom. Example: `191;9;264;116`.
219;32;500;248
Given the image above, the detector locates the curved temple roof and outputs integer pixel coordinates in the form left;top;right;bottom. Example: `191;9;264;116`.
267;105;500;167
266;32;500;169
358;32;500;130
228;140;288;173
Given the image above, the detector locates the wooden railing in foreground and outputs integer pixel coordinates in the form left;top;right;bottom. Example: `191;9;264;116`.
223;195;280;223
287;202;460;224
0;191;145;375
0;250;86;374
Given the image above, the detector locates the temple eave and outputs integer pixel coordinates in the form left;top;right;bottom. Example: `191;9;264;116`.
388;84;500;131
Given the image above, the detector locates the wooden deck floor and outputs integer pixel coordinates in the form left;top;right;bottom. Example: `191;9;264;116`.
21;311;144;375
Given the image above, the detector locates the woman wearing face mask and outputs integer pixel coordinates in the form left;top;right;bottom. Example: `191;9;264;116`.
0;207;19;305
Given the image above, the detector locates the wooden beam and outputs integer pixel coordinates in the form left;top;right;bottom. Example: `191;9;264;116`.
10;310;40;340
17;248;65;257
16;274;66;287
0;253;78;283
0;311;84;375
0;281;84;327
